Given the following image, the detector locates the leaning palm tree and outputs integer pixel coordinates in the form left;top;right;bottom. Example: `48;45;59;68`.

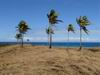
76;16;90;50
16;20;30;47
67;24;75;45
15;33;22;44
47;9;63;48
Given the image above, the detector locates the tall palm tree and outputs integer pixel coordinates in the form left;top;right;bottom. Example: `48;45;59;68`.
16;20;30;47
76;16;90;50
67;24;75;44
47;9;62;48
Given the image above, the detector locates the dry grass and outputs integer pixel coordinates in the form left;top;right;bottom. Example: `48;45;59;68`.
0;45;100;75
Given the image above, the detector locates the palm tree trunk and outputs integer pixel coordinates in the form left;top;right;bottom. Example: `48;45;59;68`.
22;38;23;47
21;34;24;48
80;27;82;50
49;23;52;49
49;32;52;48
17;39;18;44
67;31;69;49
47;34;49;45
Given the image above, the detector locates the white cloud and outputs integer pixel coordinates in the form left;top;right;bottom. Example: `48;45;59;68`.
55;29;100;34
1;29;100;42
21;36;100;42
1;36;99;42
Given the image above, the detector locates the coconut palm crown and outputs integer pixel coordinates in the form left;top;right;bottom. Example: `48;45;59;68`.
17;20;30;34
47;9;63;24
76;16;90;34
68;24;75;33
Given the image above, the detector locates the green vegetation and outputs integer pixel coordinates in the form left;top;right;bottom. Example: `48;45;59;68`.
16;20;30;47
14;10;91;49
76;16;90;50
47;9;63;49
67;24;75;46
15;33;22;44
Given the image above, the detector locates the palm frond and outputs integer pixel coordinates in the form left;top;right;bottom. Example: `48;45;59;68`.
68;24;75;33
50;9;56;17
47;9;63;24
82;26;89;34
77;16;90;27
46;27;54;34
56;20;63;23
17;20;30;34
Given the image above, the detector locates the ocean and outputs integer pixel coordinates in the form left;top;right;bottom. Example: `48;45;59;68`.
0;42;100;48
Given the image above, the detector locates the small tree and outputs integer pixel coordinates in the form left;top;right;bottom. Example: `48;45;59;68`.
76;16;90;50
67;24;75;48
16;20;30;47
47;9;62;48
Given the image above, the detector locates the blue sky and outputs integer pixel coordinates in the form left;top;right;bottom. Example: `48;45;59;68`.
0;0;100;42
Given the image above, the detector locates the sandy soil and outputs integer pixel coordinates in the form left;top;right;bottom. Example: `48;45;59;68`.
0;45;100;75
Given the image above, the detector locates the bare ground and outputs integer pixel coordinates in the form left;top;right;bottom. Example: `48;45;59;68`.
0;45;100;75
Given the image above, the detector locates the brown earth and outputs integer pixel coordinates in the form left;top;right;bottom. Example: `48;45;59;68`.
0;45;100;75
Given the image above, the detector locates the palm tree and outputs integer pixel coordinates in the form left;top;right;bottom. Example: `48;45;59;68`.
15;33;22;44
16;20;30;47
76;16;90;50
67;24;75;45
47;9;62;48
